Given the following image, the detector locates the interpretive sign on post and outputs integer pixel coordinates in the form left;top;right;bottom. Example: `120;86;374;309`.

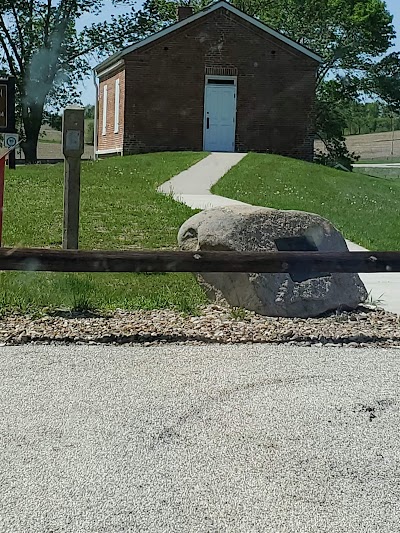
62;106;85;250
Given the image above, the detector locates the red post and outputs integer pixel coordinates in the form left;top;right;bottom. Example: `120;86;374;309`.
0;155;5;246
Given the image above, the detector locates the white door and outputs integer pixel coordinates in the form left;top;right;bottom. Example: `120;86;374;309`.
203;84;236;152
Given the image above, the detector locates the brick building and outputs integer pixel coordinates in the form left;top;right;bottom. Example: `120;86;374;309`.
94;1;321;160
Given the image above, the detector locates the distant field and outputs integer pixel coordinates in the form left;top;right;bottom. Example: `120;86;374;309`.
14;124;94;161
357;158;400;164
14;142;95;161
13;126;400;163
34;129;400;163
315;130;400;162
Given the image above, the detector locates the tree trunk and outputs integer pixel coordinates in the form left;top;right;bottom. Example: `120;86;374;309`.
22;136;39;164
21;102;44;164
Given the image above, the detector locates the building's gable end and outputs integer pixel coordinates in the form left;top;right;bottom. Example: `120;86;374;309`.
123;8;318;70
95;1;322;75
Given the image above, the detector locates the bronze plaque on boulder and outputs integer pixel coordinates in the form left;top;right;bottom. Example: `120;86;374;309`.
274;235;330;282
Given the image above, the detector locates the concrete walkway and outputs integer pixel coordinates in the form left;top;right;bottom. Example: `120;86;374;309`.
344;240;399;314
158;152;248;209
159;153;400;314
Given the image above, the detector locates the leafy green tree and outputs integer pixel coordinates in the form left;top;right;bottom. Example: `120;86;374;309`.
84;104;95;119
0;1;149;163
344;102;389;136
85;118;95;145
365;103;380;134
45;111;63;131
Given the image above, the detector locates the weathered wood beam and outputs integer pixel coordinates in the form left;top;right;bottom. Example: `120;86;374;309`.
0;248;399;273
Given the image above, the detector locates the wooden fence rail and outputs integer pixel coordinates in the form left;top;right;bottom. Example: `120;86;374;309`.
0;248;399;273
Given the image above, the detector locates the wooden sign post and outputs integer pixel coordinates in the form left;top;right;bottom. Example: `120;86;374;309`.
0;155;5;245
0;140;21;246
62;106;85;250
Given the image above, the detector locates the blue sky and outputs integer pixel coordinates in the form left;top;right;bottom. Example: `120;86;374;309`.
79;1;141;104
79;0;400;105
387;0;400;48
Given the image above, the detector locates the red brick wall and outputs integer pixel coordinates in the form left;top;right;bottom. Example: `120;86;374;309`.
97;68;125;153
102;8;319;159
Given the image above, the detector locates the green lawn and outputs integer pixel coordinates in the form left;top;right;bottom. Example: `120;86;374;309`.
212;153;400;251
1;152;208;314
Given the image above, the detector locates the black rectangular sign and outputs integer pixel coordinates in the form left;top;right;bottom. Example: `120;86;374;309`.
0;84;7;129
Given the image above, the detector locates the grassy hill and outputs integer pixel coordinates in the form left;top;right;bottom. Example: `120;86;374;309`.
1;153;208;314
2;151;399;315
212;153;400;251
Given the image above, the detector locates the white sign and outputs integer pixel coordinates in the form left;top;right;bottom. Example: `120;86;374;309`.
4;133;18;149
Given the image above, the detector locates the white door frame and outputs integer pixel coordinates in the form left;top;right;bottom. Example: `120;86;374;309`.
203;75;237;152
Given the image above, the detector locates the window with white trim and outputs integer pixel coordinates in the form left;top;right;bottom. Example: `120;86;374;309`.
114;79;120;133
102;84;108;136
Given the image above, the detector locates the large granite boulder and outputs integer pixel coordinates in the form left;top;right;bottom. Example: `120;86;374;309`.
178;205;367;318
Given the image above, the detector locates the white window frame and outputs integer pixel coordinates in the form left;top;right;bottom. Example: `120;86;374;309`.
114;79;120;133
102;84;108;136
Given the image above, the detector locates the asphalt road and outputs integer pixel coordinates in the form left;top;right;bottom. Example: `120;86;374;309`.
1;344;400;533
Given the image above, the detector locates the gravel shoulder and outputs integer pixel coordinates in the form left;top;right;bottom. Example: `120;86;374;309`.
1;304;399;348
